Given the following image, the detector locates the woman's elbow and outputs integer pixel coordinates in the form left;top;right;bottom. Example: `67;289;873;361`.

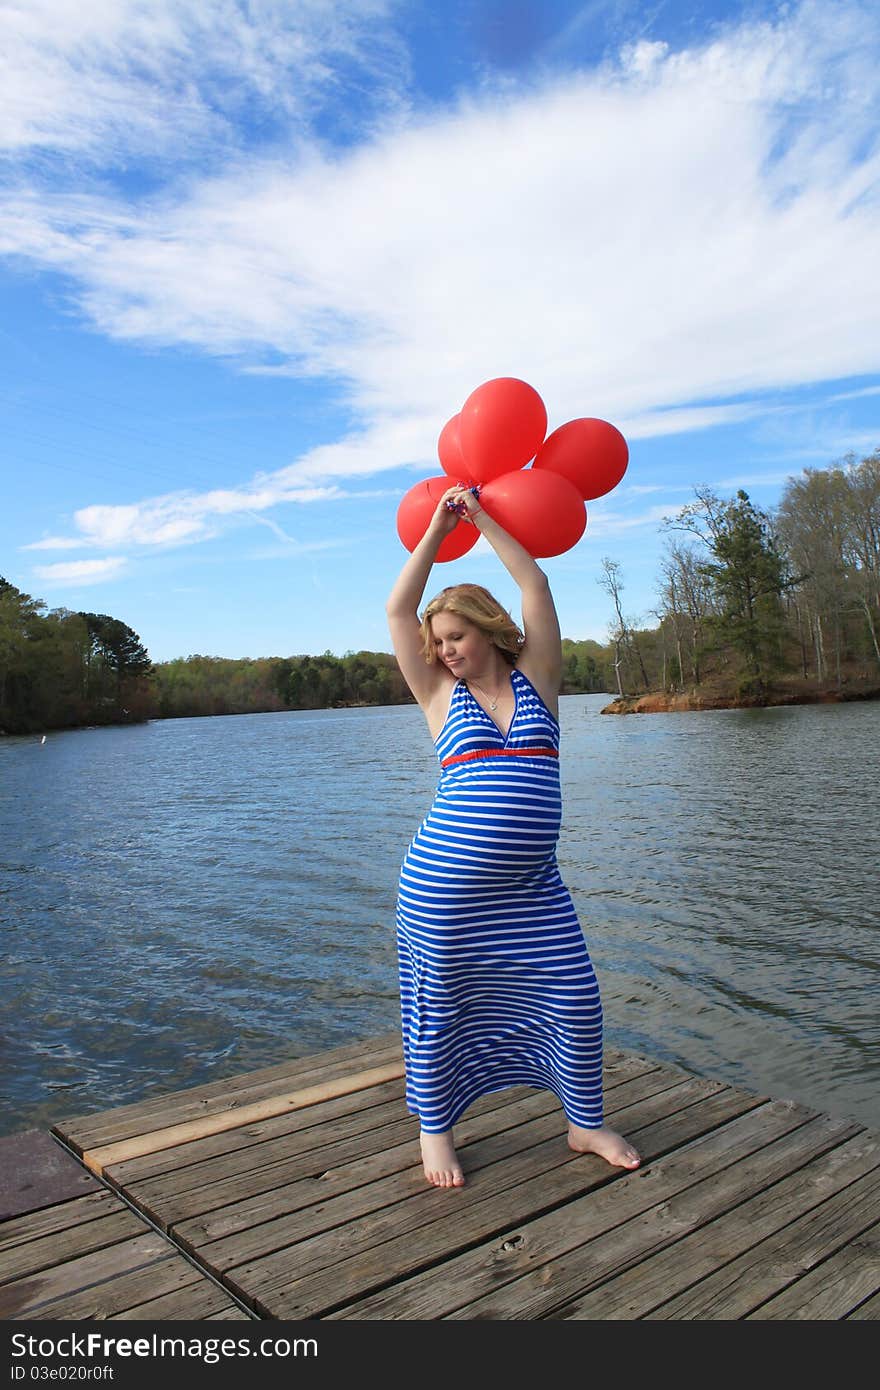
524;569;551;596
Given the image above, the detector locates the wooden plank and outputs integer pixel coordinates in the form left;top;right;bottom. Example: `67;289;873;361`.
178;1063;694;1276
106;1076;410;1186
80;1061;408;1176
648;1163;880;1319
334;1098;827;1320
0;1190;124;1254
746;1221;880;1320
128;1097;415;1223
847;1290;880;1319
265;1082;767;1320
544;1116;867;1321
236;1079;767;1317
6;1258;214;1321
112;1282;254;1321
0;1233;173;1320
543;1125;879;1321
57;1034;404;1150
0;1208;151;1285
450;1103;837;1321
157;1095;540;1235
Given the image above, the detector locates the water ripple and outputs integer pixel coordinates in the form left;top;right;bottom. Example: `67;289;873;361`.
1;697;877;1135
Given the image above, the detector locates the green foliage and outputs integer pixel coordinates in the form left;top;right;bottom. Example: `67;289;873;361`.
81;613;152;678
560;638;608;693
149;649;413;720
0;579;154;733
670;489;789;681
777;453;880;678
658;458;880;694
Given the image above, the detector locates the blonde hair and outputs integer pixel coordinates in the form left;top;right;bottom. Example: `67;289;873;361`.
419;584;524;666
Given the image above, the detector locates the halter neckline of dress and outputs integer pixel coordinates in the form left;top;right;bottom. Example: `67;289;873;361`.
459;669;516;740
438;670;560;768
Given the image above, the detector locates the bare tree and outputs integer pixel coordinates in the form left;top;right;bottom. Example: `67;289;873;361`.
598;557;649;693
843;453;880;666
778;467;853;685
659;542;713;685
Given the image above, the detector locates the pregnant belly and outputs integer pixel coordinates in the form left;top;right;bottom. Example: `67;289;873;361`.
407;789;562;878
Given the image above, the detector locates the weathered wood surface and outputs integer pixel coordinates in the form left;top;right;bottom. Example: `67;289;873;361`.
3;1033;876;1320
0;1189;247;1321
219;1064;735;1317
551;1127;880;1320
82;1060;407;1176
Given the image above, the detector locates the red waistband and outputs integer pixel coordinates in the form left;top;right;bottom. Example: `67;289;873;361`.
440;746;559;769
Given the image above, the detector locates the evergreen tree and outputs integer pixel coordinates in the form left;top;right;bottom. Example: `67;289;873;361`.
670;489;790;688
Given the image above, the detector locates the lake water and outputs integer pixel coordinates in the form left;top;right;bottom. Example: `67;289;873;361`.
2;695;878;1138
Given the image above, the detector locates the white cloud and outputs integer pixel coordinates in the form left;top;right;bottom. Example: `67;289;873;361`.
21;536;85;551
0;0;405;160
621;403;767;439
5;5;879;430
719;470;806;490
32;479;343;552
828;385;880;403
5;0;880;556
34;556;127;585
246;513;346;553
583;503;675;537
623;483;690;497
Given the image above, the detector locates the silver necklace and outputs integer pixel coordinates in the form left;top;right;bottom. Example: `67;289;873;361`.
468;678;503;711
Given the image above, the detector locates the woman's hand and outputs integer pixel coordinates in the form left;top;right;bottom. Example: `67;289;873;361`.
439;484;483;524
426;489;462;537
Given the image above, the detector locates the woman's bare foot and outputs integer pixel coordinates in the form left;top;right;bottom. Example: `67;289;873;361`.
420;1129;465;1188
567;1123;641;1169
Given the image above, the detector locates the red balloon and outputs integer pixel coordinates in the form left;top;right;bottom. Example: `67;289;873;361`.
396;476;480;562
533;417;628;500
481;468;587;558
458;377;547;483
437;414;469;479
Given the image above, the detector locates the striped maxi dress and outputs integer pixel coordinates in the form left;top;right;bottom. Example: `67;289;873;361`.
395;666;604;1134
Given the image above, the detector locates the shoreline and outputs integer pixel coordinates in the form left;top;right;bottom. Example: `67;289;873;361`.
601;682;880;714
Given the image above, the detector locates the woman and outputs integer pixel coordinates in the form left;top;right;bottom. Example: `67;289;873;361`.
386;483;640;1188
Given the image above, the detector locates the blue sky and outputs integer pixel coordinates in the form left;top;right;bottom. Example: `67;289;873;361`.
2;0;878;663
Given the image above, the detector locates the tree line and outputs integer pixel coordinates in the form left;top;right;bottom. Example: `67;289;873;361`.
151;640;610;721
3;452;876;733
0;576;610;734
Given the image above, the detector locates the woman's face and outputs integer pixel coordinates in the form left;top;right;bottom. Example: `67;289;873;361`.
430;610;493;677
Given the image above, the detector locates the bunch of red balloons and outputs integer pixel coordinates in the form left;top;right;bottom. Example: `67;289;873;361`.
396;377;629;562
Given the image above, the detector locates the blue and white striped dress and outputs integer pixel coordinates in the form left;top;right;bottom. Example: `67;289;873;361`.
396;666;604;1134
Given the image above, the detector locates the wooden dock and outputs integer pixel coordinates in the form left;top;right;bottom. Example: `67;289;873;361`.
2;1032;878;1320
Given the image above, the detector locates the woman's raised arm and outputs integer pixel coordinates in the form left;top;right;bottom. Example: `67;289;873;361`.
385;491;460;712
